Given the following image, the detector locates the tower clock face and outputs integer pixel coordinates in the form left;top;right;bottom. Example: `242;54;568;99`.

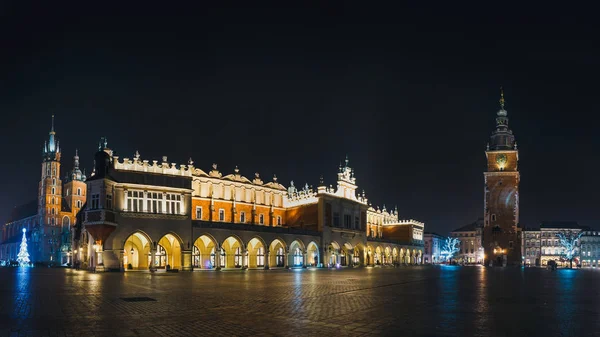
496;154;507;166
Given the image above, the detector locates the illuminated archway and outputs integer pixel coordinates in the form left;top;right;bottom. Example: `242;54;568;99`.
384;247;391;265
392;248;398;264
221;236;244;268
193;234;217;269
123;231;152;270
247;237;266;268
156;233;183;269
289;240;305;267
367;245;374;266
375;246;383;265
306;241;319;267
353;243;365;266
269;238;287;268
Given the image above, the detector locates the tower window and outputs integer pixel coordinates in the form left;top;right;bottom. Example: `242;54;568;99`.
77;188;81;196
106;194;113;209
52;178;56;186
91;194;100;209
491;214;496;222
277;216;281;226
66;189;69;196
76;200;81;208
51;187;55;195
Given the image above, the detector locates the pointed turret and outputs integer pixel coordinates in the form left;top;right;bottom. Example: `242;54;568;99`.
489;87;516;150
43;115;60;161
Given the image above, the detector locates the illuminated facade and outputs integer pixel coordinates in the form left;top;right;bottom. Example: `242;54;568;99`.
483;89;521;267
522;227;541;266
76;143;425;272
580;230;600;267
423;232;444;264
450;218;484;264
1;117;86;264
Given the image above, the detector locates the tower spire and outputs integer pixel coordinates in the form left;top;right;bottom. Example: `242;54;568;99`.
499;86;505;110
50;114;55;134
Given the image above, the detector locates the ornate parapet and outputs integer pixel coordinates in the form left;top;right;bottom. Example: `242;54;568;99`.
112;153;192;177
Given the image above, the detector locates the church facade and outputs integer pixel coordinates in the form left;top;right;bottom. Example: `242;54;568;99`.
74;142;425;272
1;117;86;265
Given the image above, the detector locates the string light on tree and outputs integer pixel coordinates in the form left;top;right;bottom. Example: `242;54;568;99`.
17;228;30;266
441;237;460;262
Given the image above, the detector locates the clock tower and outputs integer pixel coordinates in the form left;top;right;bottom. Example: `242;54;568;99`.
483;88;520;267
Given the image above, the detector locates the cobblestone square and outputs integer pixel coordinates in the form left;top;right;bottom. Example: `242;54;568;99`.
1;266;599;337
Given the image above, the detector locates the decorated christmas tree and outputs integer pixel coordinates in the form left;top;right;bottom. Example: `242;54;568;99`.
17;228;30;266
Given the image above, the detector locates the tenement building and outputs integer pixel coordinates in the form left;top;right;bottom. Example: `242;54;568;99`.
74;143;425;271
450;218;484;264
483;89;521;267
0;117;86;264
423;232;444;264
521;222;591;267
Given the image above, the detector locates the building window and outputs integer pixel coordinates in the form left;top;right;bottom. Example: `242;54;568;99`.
333;212;340;227
91;194;100;209
234;247;242;268
77;188;81;196
51;187;55;195
240;211;246;223
126;191;143;212
259;214;264;225
277;216;281;226
51;208;55;215
196;206;202;220
105;194;113;209
344;214;352;229
52;178;56;186
293;248;303;266
66;189;69;196
354;216;360;230
276;247;285;267
257;247;265;267
192;246;200;267
166;194;181;215
147;192;161;213
219;209;225;222
76;200;82;208
491;214;496;221
51;197;55;205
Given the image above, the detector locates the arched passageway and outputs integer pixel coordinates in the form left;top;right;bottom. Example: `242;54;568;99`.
156;233;183;270
306;241;319;267
247;237;266;268
289;240;305;267
193;235;217;269
269;239;287;268
221;236;244;268
123;231;152;270
375;246;383;265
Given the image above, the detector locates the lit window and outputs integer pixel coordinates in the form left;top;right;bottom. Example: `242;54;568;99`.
257;247;265;267
76;200;81;208
219;209;225;221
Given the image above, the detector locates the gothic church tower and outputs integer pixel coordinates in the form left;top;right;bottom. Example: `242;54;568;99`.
39;115;62;227
483;89;520;267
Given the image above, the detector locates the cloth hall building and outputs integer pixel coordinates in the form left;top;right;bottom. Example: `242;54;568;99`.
75;141;425;271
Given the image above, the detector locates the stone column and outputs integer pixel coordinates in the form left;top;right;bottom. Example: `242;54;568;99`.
302;252;308;268
284;250;289;269
149;248;156;271
242;249;248;270
119;250;124;272
348;249;354;267
264;249;270;270
214;245;221;270
182;249;192;271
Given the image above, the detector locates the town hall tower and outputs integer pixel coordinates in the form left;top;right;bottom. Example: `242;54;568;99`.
483;89;520;266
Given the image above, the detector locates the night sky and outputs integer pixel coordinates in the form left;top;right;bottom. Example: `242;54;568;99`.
1;2;598;235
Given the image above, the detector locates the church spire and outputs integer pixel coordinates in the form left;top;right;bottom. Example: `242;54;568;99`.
488;87;515;151
43;115;60;161
499;86;505;110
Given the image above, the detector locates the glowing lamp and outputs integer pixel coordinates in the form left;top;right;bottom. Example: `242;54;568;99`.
130;247;134;254
22;228;26;233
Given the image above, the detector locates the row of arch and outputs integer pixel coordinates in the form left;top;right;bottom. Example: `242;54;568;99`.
121;231;423;270
122;231;320;270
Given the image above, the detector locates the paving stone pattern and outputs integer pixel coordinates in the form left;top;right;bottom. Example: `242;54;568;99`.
1;266;599;336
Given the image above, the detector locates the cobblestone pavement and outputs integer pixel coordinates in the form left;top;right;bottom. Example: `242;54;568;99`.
1;266;600;337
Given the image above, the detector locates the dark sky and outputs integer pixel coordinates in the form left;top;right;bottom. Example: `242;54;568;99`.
1;2;599;235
